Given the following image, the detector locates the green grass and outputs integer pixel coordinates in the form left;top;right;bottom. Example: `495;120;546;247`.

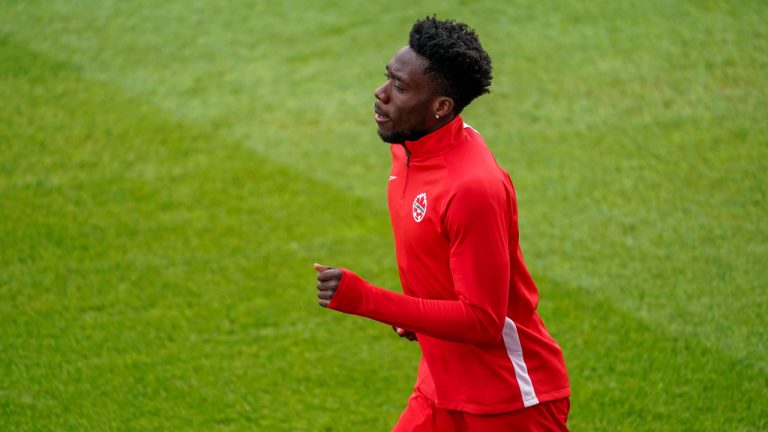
1;1;766;430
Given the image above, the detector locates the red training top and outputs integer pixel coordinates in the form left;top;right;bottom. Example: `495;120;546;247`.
328;115;570;414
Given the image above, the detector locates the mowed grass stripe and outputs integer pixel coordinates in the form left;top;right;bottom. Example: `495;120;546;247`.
508;110;768;372
2;1;768;430
3;35;766;431
470;0;768;370
539;276;768;432
1;36;414;431
0;0;410;204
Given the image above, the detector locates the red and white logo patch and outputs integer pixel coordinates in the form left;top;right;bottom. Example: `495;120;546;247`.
412;192;427;222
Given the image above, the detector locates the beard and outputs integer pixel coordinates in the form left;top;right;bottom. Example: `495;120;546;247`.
377;126;430;144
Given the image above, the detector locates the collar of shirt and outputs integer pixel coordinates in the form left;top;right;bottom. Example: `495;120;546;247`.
403;115;464;161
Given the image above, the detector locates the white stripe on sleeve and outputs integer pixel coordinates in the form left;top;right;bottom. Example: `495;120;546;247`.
502;317;540;407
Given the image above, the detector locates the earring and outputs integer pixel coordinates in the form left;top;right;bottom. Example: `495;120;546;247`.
435;114;440;119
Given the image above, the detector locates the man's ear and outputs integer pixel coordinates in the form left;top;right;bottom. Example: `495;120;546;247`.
434;97;455;118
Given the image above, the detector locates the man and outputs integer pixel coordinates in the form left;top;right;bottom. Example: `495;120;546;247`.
314;16;570;431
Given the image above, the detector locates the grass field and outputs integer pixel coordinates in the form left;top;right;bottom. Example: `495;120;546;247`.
1;1;766;430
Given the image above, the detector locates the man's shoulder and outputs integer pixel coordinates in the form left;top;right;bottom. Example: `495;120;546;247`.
445;145;509;191
443;147;512;209
446;124;496;163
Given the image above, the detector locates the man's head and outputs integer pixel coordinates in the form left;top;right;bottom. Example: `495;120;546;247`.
374;16;493;144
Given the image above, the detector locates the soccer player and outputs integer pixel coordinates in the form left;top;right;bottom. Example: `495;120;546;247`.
314;16;570;431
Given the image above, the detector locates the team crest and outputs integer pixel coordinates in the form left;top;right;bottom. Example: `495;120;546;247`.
412;193;427;222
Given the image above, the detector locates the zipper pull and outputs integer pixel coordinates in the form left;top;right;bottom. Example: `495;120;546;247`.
401;142;410;199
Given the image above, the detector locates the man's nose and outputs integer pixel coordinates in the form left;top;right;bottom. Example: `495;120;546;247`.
374;81;388;102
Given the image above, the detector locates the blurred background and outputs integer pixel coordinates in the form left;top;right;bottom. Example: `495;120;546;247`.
1;1;766;430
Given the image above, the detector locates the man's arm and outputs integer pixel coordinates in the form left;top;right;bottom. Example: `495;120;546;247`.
316;265;506;345
315;264;416;341
314;178;512;345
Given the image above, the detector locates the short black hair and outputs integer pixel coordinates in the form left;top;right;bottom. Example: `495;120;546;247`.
409;16;493;114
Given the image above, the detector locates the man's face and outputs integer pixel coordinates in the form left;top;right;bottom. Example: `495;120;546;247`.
374;46;441;144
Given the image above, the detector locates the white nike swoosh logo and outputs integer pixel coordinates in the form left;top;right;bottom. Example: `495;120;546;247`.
389;176;398;181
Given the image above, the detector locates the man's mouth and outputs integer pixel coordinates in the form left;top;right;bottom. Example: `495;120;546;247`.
374;105;390;124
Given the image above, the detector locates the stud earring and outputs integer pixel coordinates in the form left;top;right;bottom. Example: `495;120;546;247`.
435;114;440;119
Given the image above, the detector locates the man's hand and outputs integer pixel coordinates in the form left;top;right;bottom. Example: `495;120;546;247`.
314;263;342;307
393;326;418;341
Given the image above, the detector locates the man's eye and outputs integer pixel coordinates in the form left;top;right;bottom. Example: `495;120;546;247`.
385;73;404;91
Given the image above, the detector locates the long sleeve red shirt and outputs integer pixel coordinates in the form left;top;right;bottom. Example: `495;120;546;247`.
328;115;570;414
